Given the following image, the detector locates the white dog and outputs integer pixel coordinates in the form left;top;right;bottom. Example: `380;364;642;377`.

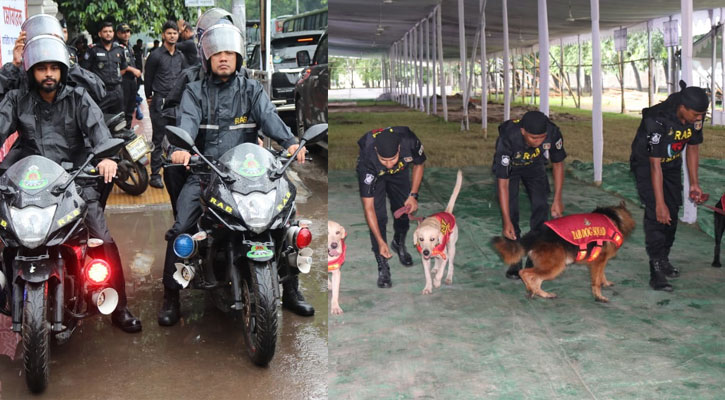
412;170;463;294
328;220;346;314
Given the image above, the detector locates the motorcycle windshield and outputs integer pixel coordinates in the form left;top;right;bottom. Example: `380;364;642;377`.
2;155;69;194
218;143;279;193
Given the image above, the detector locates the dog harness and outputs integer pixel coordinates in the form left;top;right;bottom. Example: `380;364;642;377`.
328;240;346;272
416;212;456;260
544;213;623;262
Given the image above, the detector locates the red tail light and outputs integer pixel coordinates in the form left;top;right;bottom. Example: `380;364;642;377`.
85;259;111;284
296;228;312;249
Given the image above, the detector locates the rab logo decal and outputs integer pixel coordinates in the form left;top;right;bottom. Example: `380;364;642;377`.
209;197;233;214
57;209;81;227
234;115;248;125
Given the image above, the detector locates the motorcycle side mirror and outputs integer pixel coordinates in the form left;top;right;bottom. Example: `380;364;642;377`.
301;123;328;145
165;126;196;151
93;138;125;159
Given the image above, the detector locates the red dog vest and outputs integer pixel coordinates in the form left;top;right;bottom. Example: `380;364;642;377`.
328;240;346;272
416;212;456;260
544;213;623;262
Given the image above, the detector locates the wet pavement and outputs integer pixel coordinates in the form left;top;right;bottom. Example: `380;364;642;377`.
0;148;328;399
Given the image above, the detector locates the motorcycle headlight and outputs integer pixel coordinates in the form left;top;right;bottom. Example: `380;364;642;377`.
233;190;277;233
10;205;57;249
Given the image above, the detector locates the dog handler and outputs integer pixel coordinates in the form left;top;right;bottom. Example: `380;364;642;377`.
630;81;709;292
357;127;426;288
494;110;567;279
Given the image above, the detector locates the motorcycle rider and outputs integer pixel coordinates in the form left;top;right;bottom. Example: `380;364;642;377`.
0;35;142;333
157;22;312;326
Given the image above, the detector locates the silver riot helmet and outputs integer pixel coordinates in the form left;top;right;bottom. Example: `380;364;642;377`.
195;8;243;42
199;23;244;73
23;34;70;84
21;14;65;41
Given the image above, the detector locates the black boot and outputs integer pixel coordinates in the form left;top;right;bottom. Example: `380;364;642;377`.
505;260;523;280
112;307;142;333
157;287;180;326
376;254;392;288
282;275;315;316
662;257;680;278
649;259;673;292
391;233;413;267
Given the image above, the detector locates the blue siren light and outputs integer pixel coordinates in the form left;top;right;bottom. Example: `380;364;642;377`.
173;234;196;259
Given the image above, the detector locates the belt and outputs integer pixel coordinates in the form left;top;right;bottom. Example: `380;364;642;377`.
199;123;257;130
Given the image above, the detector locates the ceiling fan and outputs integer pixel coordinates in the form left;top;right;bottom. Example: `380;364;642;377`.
565;1;590;22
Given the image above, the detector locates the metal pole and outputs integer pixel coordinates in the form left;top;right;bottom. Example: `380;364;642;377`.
681;0;697;223
710;10;716;126
419;23;425;111
432;14;438;115
437;5;448;121
531;50;536;104
577;34;581;108
502;0;510;121
647;21;653;107
265;0;272;94
591;0;603;184
560;37;564;107
620;49;625;113
426;16;430;114
537;0;550;115
722;7;725;114
458;0;469;130
480;0;487;135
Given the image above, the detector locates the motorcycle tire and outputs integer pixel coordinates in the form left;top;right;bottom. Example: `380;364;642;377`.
115;160;149;196
210;285;234;313
23;282;50;393
241;261;278;366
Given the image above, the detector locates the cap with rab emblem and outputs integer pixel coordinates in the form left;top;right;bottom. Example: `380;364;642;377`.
116;23;131;33
373;128;401;158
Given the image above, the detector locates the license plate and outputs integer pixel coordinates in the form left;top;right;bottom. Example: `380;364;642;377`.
126;136;150;162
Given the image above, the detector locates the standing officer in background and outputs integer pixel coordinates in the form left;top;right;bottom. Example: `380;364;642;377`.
144;21;187;189
176;19;200;66
357;127;426;288
630;81;709;292
82;21;127;114
115;23;142;127
493;111;567;279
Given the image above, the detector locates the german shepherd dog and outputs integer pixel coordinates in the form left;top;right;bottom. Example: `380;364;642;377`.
492;202;635;302
711;194;725;268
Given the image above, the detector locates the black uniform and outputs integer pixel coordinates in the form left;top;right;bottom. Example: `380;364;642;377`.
82;42;127;113
162;72;297;289
0;62;106;105
630;101;704;261
356;127;426;254
0;84;131;311
176;38;200;66
118;41;138;127
144;46;187;179
493;119;567;237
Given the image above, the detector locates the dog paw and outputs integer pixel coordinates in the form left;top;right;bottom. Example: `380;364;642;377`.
595;296;610;303
331;305;344;314
445;278;452;285
433;279;441;288
539;291;557;299
602;280;615;288
422;287;432;295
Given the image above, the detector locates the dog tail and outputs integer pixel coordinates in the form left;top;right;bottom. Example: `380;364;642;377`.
490;236;525;265
445;169;464;214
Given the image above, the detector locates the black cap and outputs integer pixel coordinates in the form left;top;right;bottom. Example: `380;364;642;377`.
116;23;131;32
520;111;549;135
679;81;709;112
373;128;401;158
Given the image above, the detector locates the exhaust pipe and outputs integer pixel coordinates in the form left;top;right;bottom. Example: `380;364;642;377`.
288;248;313;274
173;262;195;288
91;288;119;315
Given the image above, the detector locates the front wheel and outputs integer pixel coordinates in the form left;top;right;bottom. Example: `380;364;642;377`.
23;282;50;393
115;160;149;196
241;262;278;366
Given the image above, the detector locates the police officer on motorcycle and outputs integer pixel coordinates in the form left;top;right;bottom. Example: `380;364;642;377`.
0;34;142;333
157;22;312;326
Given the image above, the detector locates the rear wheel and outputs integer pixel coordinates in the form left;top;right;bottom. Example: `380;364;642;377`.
115;160;149;196
23;282;50;393
241;261;278;366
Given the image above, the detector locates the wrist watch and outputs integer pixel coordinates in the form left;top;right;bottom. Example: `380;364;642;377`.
409;192;418;200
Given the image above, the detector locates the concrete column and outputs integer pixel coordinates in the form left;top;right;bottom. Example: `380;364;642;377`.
458;0;469;130
480;0;488;136
419;23;425;111
432;14;438;115
647;21;653;107
537;0;550;116
577;34;582;108
591;0;603;184
502;0;511;121
681;0;697;223
437;5;448;121
710;10;716;126
426;17;431;115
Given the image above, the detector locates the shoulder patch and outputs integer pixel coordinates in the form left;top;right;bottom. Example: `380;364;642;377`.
649;132;661;145
403;157;413;163
694;119;703;130
418;144;424;156
501;155;510;166
555;138;563;150
364;174;374;185
542;143;551;150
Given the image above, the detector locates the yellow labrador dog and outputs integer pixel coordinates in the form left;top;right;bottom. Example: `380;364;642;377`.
328;221;346;314
412;170;463;294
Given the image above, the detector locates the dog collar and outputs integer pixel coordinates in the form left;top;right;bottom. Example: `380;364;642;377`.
328;240;346;272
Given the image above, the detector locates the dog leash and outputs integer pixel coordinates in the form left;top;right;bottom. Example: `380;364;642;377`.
689;192;725;216
394;205;425;222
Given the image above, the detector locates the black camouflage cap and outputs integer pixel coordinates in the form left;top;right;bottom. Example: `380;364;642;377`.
373;128;401;158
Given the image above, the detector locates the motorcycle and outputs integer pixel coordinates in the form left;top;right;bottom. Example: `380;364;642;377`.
0;139;125;393
104;113;151;196
164;123;327;366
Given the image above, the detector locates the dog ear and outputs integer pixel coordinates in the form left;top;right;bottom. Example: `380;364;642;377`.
341;227;347;239
619;200;626;209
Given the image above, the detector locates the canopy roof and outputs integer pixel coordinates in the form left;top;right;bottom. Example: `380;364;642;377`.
330;0;724;57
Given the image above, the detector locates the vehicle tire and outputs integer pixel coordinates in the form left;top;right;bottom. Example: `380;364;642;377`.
23;282;50;393
296;99;306;139
241;261;278;366
210;285;234;313
115;160;149;196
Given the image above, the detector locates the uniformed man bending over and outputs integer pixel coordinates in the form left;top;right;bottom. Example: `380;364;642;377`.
493;111;566;279
357;127;426;288
630;81;709;292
